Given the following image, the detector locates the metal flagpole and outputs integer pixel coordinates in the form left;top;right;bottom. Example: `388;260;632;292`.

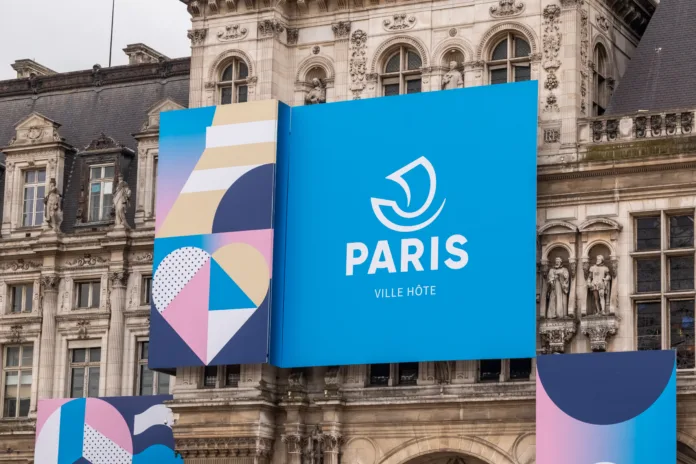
108;0;116;67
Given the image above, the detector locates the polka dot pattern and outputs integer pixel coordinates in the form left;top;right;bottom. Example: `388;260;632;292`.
82;424;132;464
153;247;210;313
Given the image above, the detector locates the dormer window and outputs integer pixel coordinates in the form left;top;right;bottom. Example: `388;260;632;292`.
22;169;46;227
219;59;249;105
89;165;114;222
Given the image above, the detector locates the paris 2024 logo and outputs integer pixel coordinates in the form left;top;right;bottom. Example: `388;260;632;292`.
346;156;468;279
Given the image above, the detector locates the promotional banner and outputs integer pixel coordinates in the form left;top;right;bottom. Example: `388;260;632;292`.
34;395;181;463
537;350;676;464
151;101;277;368
272;82;538;366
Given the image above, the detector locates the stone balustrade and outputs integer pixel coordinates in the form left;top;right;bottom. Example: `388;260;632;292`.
579;109;695;145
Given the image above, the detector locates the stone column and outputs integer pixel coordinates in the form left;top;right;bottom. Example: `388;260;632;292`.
282;434;305;464
322;432;343;464
106;271;128;397
331;21;351;101
187;28;208;108
37;275;60;399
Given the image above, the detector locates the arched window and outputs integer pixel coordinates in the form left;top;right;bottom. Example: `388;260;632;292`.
218;58;249;105
381;46;422;96
593;44;609;116
487;33;531;85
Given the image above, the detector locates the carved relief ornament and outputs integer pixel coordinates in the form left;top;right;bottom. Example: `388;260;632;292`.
1;260;41;272
258;19;284;38
383;14;416;31
332;21;351;39
187;28;208;46
490;0;525;17
217;24;248;41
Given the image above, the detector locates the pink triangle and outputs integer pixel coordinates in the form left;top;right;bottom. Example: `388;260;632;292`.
162;260;210;363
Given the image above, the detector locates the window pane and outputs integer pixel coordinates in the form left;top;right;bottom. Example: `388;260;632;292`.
670;216;694;249
406;79;421;94
18;399;30;418
514;65;531;82
25;170;35;184
637;302;662;350
104;166;115;179
670;256;694;291
142;278;152;305
398;362;419;385
491;39;508;60
78;283;90;308
238;61;249;79
670;300;695;369
25;285;33;312
139;366;154;396
384;83;400;97
510;358;532;380
369;364;390;386
479;359;501;382
237;85;248;103
37;169;46;183
636;258;661;293
514;38;531;58
204;366;218;387
11;287;22;313
226;365;240;387
385;54;400;73
71;368;85;398
21;347;33;367
141;342;149;360
490;69;508;85
102;191;113;220
5;348;19;367
158;373;171;394
221;87;232;105
407;51;422;70
3;398;16;418
72;348;86;363
89;348;101;363
90;167;101;180
636;216;661;251
221;64;233;82
88;367;100;397
91;282;101;308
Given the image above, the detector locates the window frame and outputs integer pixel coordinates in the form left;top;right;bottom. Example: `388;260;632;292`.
218;59;249;105
87;164;115;222
136;341;170;395
141;276;152;306
8;283;34;314
74;280;101;310
632;210;696;371
486;32;532;85
69;347;101;398
22;168;46;228
2;344;33;418
380;46;423;96
592;43;610;116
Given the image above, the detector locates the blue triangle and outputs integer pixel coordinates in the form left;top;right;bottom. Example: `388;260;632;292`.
209;258;256;311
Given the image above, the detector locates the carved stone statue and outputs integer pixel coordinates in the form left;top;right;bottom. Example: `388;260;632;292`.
587;255;611;314
43;178;63;233
435;361;452;384
546;257;570;318
113;175;132;229
441;61;463;90
305;78;326;105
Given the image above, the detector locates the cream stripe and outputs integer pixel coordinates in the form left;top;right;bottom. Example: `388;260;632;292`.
206;120;277;148
181;164;260;193
212;100;278;125
194;142;277;170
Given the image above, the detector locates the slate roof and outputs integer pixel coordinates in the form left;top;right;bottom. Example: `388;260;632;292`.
607;0;696;115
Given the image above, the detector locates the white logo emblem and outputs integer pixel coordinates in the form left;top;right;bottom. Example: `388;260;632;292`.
370;156;446;233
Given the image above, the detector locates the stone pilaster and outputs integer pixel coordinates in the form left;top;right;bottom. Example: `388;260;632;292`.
281;434;305;464
187;28;208;108
37;275;60;400
558;0;585;146
322;432;344;464
105;271;128;396
332;21;351;101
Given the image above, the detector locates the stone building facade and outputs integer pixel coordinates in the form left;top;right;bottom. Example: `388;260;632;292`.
1;0;696;462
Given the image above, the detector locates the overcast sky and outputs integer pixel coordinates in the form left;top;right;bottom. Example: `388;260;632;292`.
0;0;191;80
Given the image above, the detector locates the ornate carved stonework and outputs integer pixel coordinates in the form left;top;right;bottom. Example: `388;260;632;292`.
490;0;525;17
539;318;577;353
349;30;368;99
132;253;153;263
312;45;320;55
217;24;248;41
324;365;341;395
187;28;208;46
84;132;123;151
332;21;351;39
282;434;305;454
176;437;274;459
580;9;589;114
542;4;561;113
435;361;453;384
596;14;610;31
9;325;23;344
76;320;90;340
287;369;306;398
580;314;619;352
544;128;560;143
287;28;299;45
40;275;60;292
1;260;41;272
65;254;109;267
109;271;129;288
383;14;416;31
258;20;284;38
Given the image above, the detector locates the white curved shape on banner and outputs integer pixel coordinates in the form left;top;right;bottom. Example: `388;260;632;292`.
133;404;175;435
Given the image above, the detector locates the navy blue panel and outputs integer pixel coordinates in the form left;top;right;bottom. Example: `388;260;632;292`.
537;351;675;425
149;307;204;368
211;164;275;233
209;290;270;365
131;425;177;454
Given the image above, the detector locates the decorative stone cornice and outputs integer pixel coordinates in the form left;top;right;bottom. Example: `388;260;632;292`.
258;19;284;38
176;437;274;459
187;28;208;46
332;21;351;39
539;317;577;353
580;314;619;352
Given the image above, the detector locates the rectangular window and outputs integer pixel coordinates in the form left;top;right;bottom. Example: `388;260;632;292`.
220;87;232;105
22;169;46;227
225;365;240;387
9;284;33;314
368;364;390;386
383;83;399;97
509;358;532;381
76;281;101;309
669;256;695;291
636;216;661;251
670;215;694;249
203;366;218;388
514;64;531;82
405;78;421;94
479;359;501;382
69;347;100;398
141;276;152;306
237;85;248;103
637;302;662;351
88;165;115;222
490;68;508;85
3;345;32;418
137;341;169;395
670;300;695;370
636;258;661;293
397;362;418;386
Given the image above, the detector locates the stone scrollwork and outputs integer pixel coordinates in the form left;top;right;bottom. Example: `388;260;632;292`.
539;318;577;354
109;270;129;288
490;0;525;17
65;254;108;267
383;14;416;31
187;28;208;46
217;24;248;41
542;4;561;113
580;314;619;352
258;19;284;38
1;260;41;272
332;21;351;39
349;30;368;99
40;275;60;293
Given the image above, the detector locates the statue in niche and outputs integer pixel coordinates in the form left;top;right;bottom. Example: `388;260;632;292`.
113;175;132;229
305;78;326;105
587;255;611;314
43;178;63;233
435;361;452;384
441;61;463;90
546;257;570;318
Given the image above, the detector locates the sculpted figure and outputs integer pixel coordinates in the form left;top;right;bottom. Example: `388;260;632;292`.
43;178;63;233
113;175;132;229
546;257;570;318
435;361;453;384
441;61;463;90
305;78;326;105
588;255;611;314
